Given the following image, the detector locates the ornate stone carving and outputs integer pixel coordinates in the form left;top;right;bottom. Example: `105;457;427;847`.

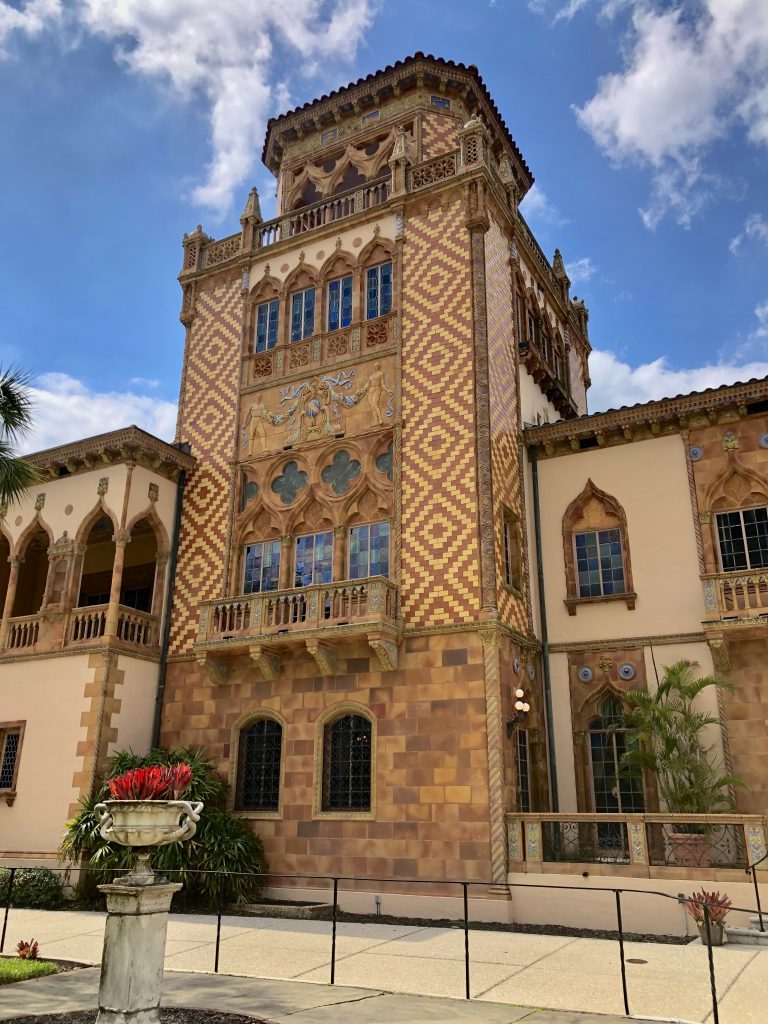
249;644;281;680
368;636;398;671
196;652;228;687
148;483;159;503
306;640;336;676
34;493;46;510
97;477;109;496
708;636;730;673
253;353;274;379
722;431;739;451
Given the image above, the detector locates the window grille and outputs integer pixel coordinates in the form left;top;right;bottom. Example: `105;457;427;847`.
516;729;531;813
716;506;768;571
244;541;281;594
0;726;22;792
349;522;389;579
255;300;279;352
290;287;315;342
503;510;522;592
327;275;353;332
575;529;626;598
365;262;392;320
294;531;333;587
236;719;282;811
323;714;372;811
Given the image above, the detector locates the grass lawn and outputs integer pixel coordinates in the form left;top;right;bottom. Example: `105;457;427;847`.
0;958;59;985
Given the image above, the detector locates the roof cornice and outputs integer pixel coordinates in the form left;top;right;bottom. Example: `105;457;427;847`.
26;425;195;481
524;377;768;457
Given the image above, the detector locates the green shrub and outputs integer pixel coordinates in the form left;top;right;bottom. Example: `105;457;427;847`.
61;747;267;908
0;868;64;909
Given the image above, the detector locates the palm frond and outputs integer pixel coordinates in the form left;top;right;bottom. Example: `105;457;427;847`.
0;366;35;444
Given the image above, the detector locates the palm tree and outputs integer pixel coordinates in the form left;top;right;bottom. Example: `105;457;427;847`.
0;367;39;506
619;660;743;814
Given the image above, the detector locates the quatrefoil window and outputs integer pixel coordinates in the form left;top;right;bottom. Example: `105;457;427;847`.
241;476;259;511
375;442;393;481
321;449;362;495
271;460;308;505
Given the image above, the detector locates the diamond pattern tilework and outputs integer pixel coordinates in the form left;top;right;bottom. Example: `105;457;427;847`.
169;279;242;655
421;111;460;159
485;218;528;632
400;198;480;626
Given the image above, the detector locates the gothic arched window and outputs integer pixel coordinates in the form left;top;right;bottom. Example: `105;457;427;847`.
235;718;283;812
322;714;372;811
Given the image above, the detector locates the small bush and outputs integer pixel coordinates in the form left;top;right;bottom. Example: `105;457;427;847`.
0;868;64;909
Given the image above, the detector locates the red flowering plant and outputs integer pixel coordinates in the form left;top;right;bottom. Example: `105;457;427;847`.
107;763;192;801
685;889;732;925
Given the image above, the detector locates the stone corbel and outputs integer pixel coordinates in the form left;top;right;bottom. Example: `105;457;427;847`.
306;640;336;676
249;644;281;680
196;652;228;687
707;636;730;674
368;634;398;672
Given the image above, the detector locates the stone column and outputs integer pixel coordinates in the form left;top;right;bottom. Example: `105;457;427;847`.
333;526;346;581
279;535;292;591
480;627;508;889
96;881;182;1024
105;531;130;637
0;556;21;649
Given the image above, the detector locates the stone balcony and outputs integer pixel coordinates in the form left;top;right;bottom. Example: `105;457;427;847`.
3;605;159;656
195;576;400;684
701;570;768;671
518;337;578;420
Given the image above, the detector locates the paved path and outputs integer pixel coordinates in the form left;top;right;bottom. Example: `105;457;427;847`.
3;907;767;1022
0;967;661;1023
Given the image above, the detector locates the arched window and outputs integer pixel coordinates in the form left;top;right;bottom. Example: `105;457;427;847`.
588;696;644;816
562;479;635;614
235;718;283;812
322;714;372;811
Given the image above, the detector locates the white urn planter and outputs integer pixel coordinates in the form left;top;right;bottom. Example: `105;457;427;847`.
95;798;202;884
95;797;202;1024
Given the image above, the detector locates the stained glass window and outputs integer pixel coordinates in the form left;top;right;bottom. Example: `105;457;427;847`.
575;529;626;598
323;714;372;811
294;531;333;587
290;287;315;342
244;541;281;594
236;718;282;811
0;728;21;791
366;262;392;320
255;300;279;352
375;443;393;481
349;522;389;579
516;729;531;813
321;449;361;495
716;506;768;571
271;461;308;505
327;275;353;332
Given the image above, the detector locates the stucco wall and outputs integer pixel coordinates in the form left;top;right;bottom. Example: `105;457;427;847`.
109;654;159;759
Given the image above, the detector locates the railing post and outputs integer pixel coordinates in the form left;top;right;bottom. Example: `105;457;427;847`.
214;877;223;973
462;882;470;1000
614;890;629;1016
330;877;338;985
1;867;15;953
702;906;720;1024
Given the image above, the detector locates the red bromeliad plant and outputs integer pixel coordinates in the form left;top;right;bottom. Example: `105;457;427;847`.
685;889;732;925
17;939;39;960
107;764;192;801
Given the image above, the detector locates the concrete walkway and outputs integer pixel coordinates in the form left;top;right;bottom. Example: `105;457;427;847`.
0;967;661;1023
2;907;767;1023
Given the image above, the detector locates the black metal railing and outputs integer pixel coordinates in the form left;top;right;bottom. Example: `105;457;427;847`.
746;849;768;932
645;821;749;868
542;819;630;863
2;865;766;1024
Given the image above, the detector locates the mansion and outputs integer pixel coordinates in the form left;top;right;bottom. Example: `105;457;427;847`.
1;54;766;926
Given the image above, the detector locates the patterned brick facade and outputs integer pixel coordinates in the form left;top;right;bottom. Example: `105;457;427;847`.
170;277;242;654
420;109;461;160
400;195;481;626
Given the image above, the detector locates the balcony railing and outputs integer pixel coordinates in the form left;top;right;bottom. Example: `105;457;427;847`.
247;314;394;385
1;606;159;655
507;812;767;876
703;570;768;621
198;576;397;646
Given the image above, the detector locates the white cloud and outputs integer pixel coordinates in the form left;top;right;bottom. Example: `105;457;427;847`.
588;349;768;413
129;376;161;389
519;184;568;226
0;0;376;216
21;373;177;454
729;213;768;254
570;1;768;228
565;256;596;284
753;299;768;340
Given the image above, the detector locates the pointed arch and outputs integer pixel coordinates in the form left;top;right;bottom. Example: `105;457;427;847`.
704;457;768;512
249;272;282;304
343;483;391;526
12;515;54;617
15;513;53;557
126;503;169;553
358;235;396;270
283;262;318;294
74;500;119;547
562;479;635;614
288;492;335;535
320;249;355;280
239;503;282;544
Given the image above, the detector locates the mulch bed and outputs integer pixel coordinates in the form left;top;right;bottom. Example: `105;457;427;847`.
6;1011;265;1024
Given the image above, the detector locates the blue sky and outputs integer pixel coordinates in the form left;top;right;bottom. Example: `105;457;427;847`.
2;0;767;451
